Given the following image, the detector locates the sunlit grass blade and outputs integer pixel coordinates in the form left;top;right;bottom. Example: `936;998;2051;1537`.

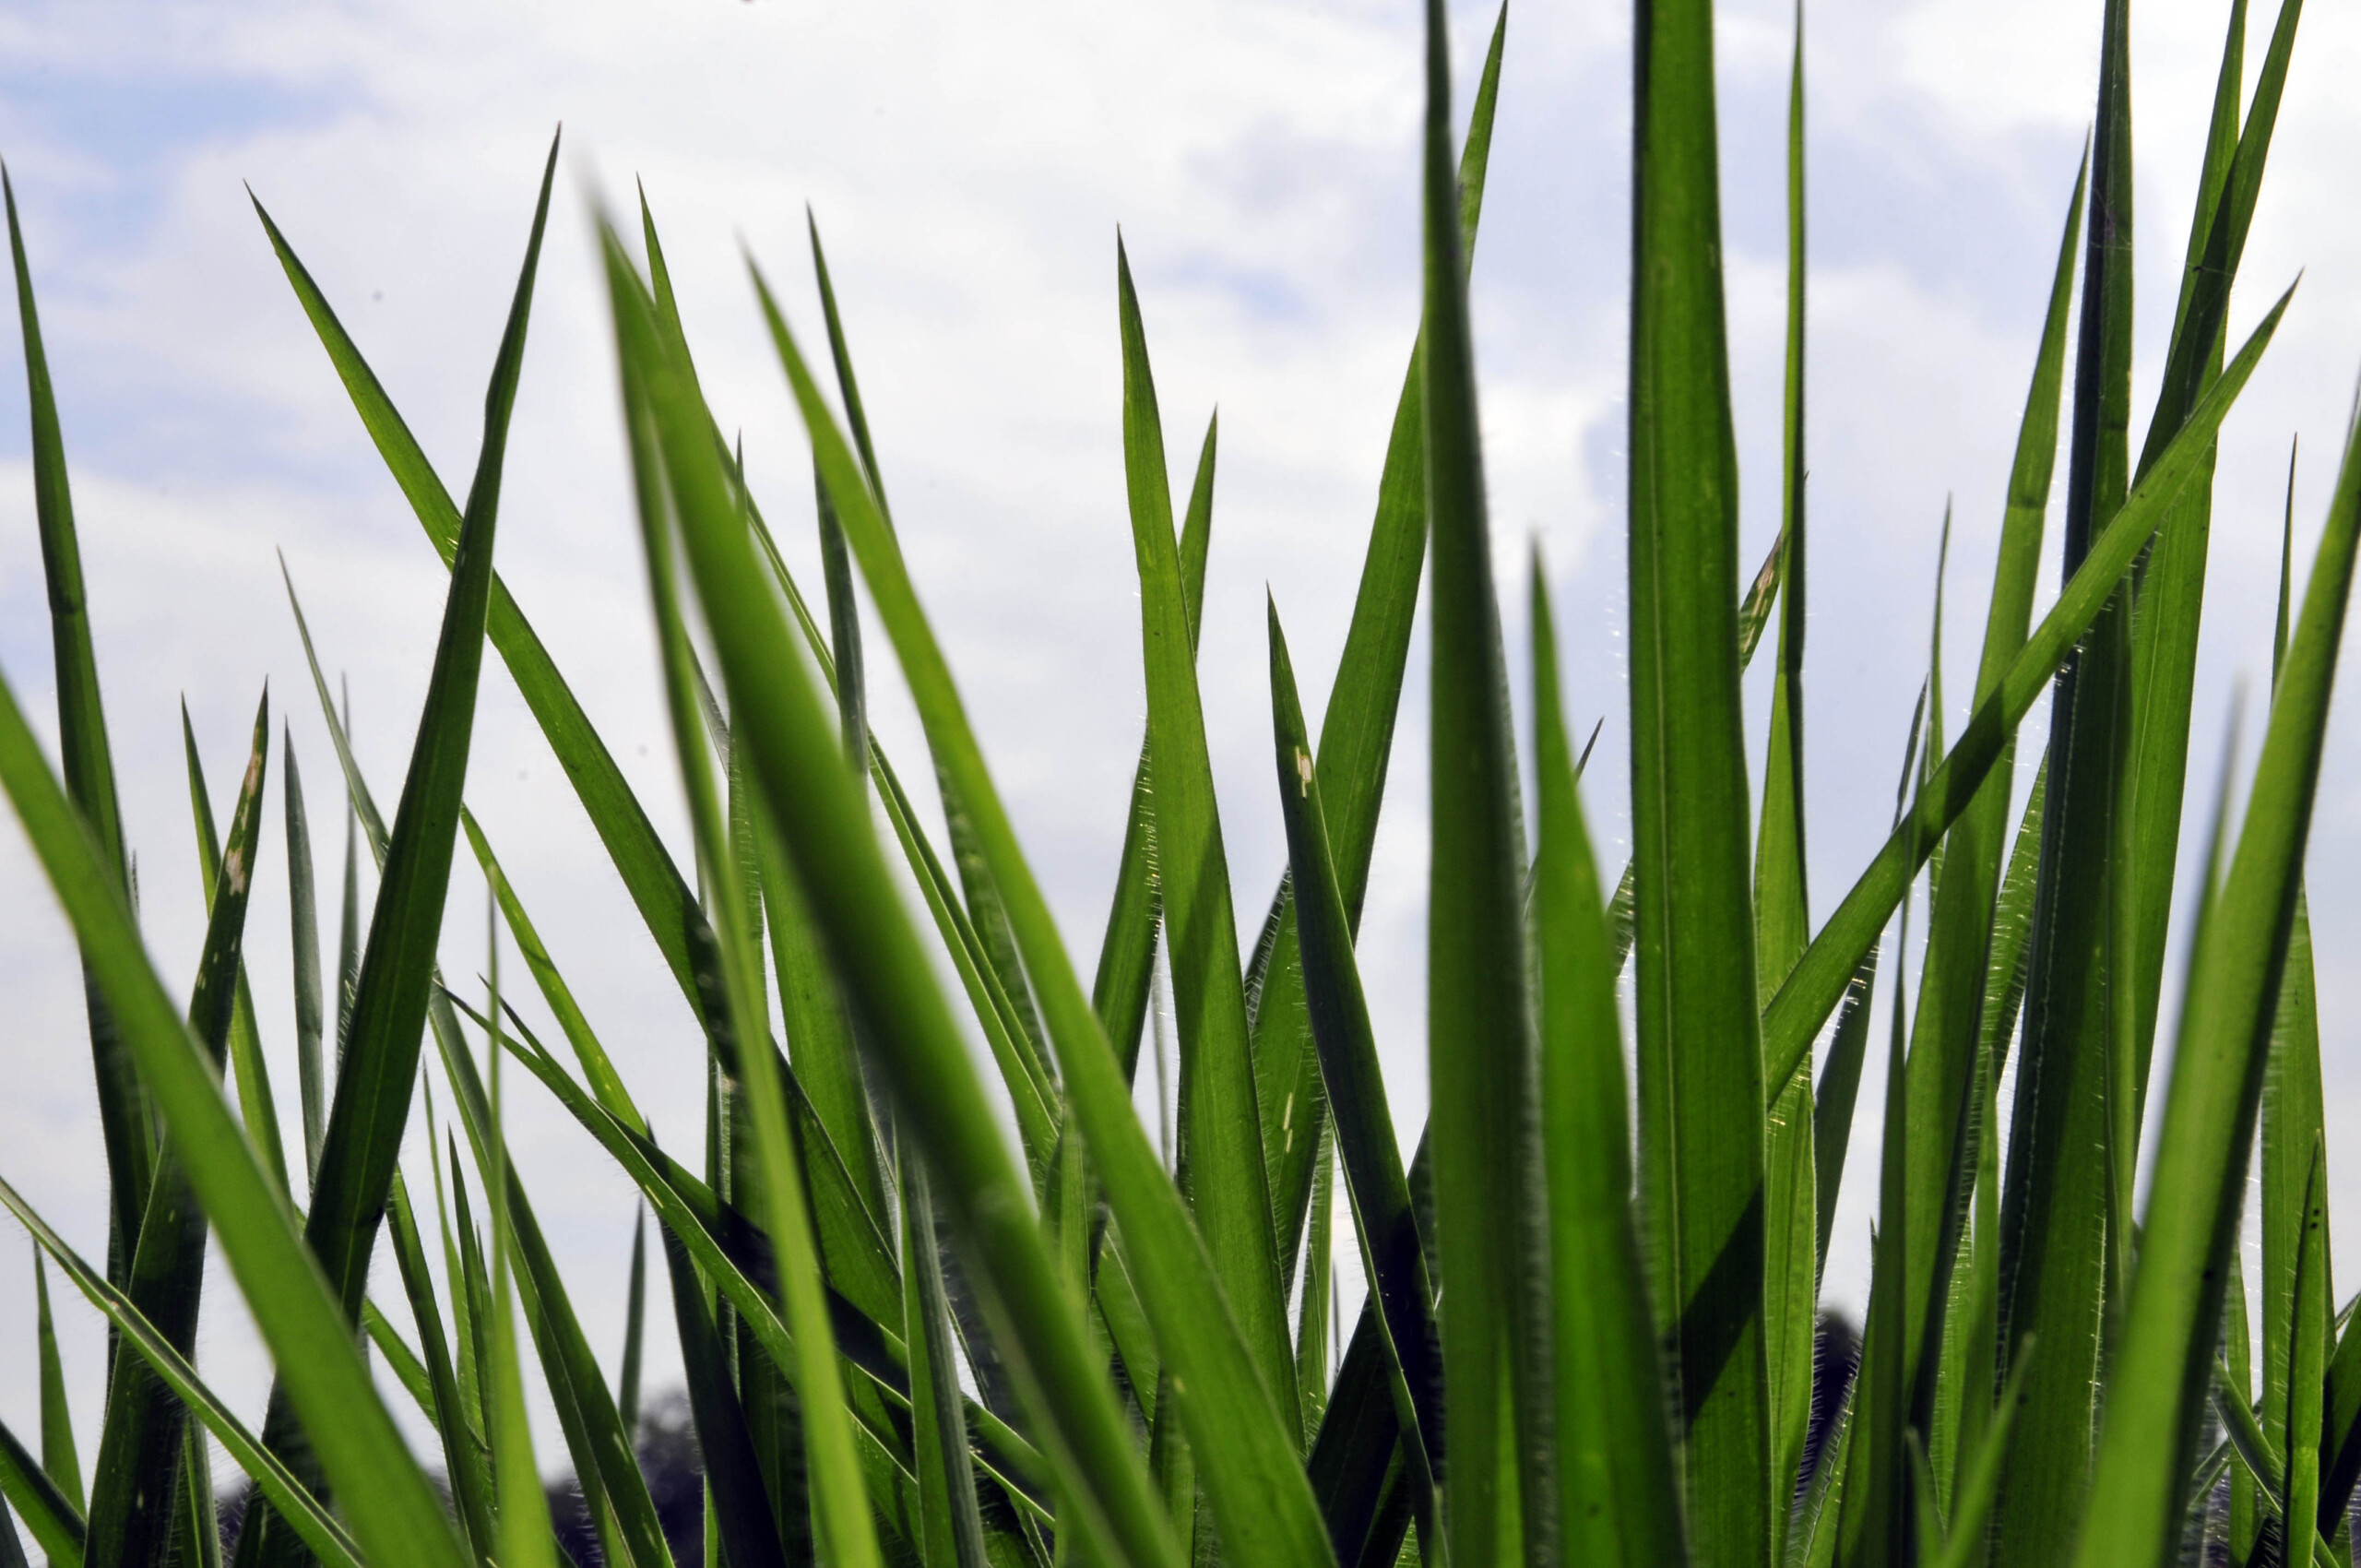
1250;1;1505;1303
1119;241;1296;1435
0;1405;83;1567
87;689;268;1568
751;250;1329;1567
0;641;469;1568
182;701;292;1193
2210;1363;2342;1568
1927;1349;2033;1568
6;165;146;1282
2069;390;2361;1568
1627;0;1768;1555
1268;600;1441;1529
385;1170;494;1559
0;1177;363;1568
1532;564;1687;1568
32;1251;80;1511
1759;278;2291;1093
283;731;327;1186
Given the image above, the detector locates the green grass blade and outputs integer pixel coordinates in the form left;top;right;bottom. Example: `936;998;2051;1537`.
660;1224;791;1568
360;1298;433;1419
1119;241;1297;1433
1294;1128;1335;1442
1420;1;1549;1558
1533;566;1688;1568
0;1178;363;1568
1267;601;1441;1517
182;701;293;1194
1928;1348;2033;1568
6;166;147;1280
750;251;1328;1564
0;659;469;1568
1760;279;2291;1095
903;1148;993;1568
478;944;560;1568
2070;393;2361;1568
386;1170;495;1560
1810;950;1880;1273
1627;0;1767;1556
621;1209;647;1438
2210;1362;2343;1568
2284;1138;2328;1557
1251;2;1506;1304
0;1401;84;1567
32;1252;80;1511
283;731;327;1186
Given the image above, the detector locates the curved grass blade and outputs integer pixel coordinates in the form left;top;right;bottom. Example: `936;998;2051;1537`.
2069;388;2361;1568
1627;0;1767;1555
0;1179;363;1568
750;254;1331;1565
283;732;327;1185
1759;279;2291;1094
33;1251;80;1511
1119;242;1296;1433
1267;601;1440;1529
0;666;470;1568
6;166;145;1279
1533;565;1688;1568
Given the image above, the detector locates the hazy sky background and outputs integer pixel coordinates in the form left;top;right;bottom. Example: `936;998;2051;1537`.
3;0;2358;1494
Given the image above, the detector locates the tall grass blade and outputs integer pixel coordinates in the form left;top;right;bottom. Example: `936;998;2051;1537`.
902;1152;992;1568
385;1170;495;1560
33;1252;80;1511
6;166;145;1282
283;733;327;1185
2070;387;2361;1568
660;1224;789;1568
2283;1138;2328;1560
1532;566;1687;1568
621;1208;647;1438
750;251;1330;1563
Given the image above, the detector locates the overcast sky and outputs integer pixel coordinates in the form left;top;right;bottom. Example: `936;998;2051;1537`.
3;0;2359;1493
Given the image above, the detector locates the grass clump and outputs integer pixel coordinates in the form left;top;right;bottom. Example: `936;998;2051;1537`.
0;0;2351;1565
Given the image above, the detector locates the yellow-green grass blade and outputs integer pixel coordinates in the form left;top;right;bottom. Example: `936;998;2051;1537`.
1926;1348;2033;1568
255;142;719;1038
361;1297;433;1420
2225;1249;2262;1564
0;1179;363;1568
2211;1362;2343;1568
621;1209;647;1438
1268;601;1441;1522
1627;0;1768;1556
33;1251;81;1510
1251;2;1505;1302
182;701;292;1194
1119;241;1297;1434
660;1221;791;1568
1759;16;1813;1536
2070;394;2361;1568
0;660;470;1568
0;1467;30;1568
0;1409;81;1568
612;265;888;1568
282;731;327;1186
86;689;267;1568
1533;566;1688;1568
6;166;146;1279
750;251;1328;1565
1420;1;1550;1559
1991;6;2134;1554
1892;154;2084;1488
1759;279;2289;1097
386;1170;494;1561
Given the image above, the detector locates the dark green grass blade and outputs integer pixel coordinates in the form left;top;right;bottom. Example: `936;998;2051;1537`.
1627;0;1767;1558
1532;568;1688;1568
2070;394;2361;1568
239;136;551;1568
359;1300;433;1419
1759;18;1814;1536
0;1410;81;1568
34;1251;81;1511
1251;3;1506;1301
385;1171;494;1560
1893;154;2085;1496
182;702;292;1194
0;1180;363;1568
1993;8;2134;1555
0;667;469;1568
2284;1140;2328;1558
1758;279;2289;1094
1810;952;1880;1274
1420;2;1549;1559
1294;1129;1335;1441
661;1225;789;1568
336;685;360;1061
621;1209;647;1438
0;1474;29;1568
283;733;327;1186
86;690;267;1568
6;166;145;1279
255;146;717;1035
749;253;1329;1566
903;1149;992;1568
1119;242;1297;1433
1268;602;1440;1517
2225;1251;2261;1565
2211;1361;2342;1567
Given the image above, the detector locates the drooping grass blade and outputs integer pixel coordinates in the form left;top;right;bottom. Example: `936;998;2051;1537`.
6;167;145;1282
750;255;1330;1565
1532;566;1687;1567
2069;392;2361;1568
